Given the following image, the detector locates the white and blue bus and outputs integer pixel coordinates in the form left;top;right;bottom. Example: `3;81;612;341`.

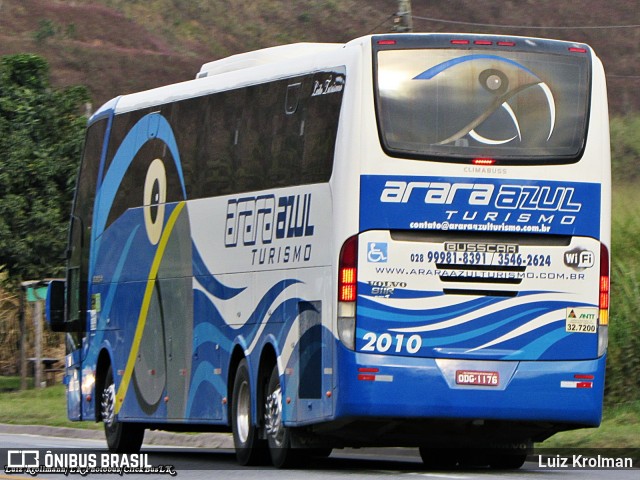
47;33;610;469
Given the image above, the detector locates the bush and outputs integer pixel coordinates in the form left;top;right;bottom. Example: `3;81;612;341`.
606;184;640;404
611;114;640;184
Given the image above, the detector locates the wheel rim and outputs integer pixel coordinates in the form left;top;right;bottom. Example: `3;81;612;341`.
264;384;284;447
101;383;116;428
236;380;251;444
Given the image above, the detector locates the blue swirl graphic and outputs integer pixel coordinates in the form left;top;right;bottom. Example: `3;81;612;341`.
413;54;538;80
192;243;245;300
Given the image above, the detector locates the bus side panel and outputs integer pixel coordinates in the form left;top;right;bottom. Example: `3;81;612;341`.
188;184;335;426
88;201;193;421
76;61;343;427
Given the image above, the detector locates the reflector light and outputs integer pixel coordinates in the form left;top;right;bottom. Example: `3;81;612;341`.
358;367;379;373
451;39;470;45
561;380;593;389
358;374;376;381
599;310;609;326
569;47;587;53
377;40;397;45
339;236;358;302
474;40;492;45
497;41;516;47
574;374;595;380
472;158;496;165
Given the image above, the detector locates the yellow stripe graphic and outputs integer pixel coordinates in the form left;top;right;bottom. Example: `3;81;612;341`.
115;201;186;414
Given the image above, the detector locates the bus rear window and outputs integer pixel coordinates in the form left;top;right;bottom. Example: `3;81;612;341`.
375;49;590;163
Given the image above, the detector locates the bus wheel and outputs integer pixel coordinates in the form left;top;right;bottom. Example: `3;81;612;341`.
101;366;144;453
231;359;266;465
419;447;458;470
264;365;296;468
489;449;528;469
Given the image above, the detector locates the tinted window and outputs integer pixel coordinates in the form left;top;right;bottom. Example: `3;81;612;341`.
67;119;106;336
101;69;345;229
375;49;590;162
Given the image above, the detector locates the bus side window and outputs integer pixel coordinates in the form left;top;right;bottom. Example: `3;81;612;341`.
66;118;106;342
301;70;344;184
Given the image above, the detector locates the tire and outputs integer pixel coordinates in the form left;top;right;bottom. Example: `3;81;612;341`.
231;359;267;465
101;366;145;453
458;447;527;469
308;448;332;458
489;449;528;469
458;448;489;468
419;447;458;470
264;365;297;468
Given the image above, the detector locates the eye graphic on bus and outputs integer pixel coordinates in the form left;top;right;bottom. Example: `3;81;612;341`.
143;158;167;245
413;55;556;146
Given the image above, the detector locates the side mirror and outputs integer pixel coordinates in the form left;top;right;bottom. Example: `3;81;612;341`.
46;280;66;332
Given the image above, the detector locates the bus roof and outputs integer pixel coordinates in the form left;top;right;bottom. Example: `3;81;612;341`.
90;33;594;122
101;42;350;118
196;43;342;78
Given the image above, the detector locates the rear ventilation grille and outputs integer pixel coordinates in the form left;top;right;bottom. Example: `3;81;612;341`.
443;289;517;297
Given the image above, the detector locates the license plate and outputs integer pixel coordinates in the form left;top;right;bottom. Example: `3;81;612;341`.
456;370;499;386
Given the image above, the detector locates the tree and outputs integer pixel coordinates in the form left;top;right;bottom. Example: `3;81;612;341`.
0;54;89;283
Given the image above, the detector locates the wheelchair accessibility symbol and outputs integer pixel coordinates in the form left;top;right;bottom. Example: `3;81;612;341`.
367;242;388;263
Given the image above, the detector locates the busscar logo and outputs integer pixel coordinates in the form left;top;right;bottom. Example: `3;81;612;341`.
564;248;595;270
444;242;519;253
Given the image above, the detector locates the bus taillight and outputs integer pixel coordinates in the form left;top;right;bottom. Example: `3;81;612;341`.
338;235;358;349
599;243;610;325
598;243;610;356
339;235;358;302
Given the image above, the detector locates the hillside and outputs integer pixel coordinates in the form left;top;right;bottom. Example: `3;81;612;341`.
0;0;638;113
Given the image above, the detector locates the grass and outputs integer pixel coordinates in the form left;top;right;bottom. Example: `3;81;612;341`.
0;381;100;430
0;375;31;391
540;401;640;448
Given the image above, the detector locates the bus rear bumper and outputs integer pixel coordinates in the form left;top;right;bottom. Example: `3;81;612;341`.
335;348;606;428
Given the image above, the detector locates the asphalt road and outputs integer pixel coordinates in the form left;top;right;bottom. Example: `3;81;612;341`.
0;427;636;480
